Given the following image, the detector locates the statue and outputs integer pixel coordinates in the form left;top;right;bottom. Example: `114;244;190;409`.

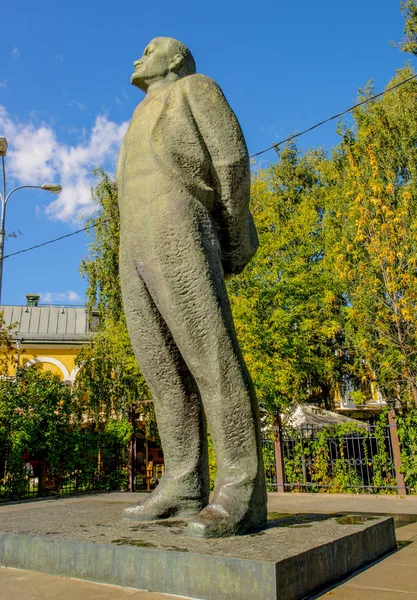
116;37;267;538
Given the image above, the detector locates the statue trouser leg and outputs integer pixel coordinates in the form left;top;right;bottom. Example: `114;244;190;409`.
119;251;209;520
133;200;267;537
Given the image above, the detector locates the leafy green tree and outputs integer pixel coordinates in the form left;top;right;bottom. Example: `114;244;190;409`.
0;311;17;376
397;408;417;492
0;365;133;499
327;67;417;407
398;0;417;55
0;367;74;497
228;145;346;420
76;170;152;422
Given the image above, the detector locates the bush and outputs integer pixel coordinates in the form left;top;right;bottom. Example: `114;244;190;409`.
397;407;417;493
0;367;132;500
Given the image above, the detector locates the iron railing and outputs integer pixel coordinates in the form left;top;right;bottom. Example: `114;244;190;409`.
0;436;128;502
263;423;399;493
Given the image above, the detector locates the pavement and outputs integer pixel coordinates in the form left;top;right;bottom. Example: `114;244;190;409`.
267;490;417;518
1;491;417;599
316;521;417;598
0;568;190;600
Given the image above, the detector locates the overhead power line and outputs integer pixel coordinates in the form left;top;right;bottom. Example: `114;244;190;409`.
249;73;417;159
2;220;110;259
4;73;417;261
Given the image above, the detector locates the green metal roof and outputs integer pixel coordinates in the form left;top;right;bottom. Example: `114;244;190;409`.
0;305;90;344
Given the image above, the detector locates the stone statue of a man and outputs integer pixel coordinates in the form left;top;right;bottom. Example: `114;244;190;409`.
117;37;267;538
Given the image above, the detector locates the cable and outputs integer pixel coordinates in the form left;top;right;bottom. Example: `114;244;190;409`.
2;220;111;259
249;73;417;158
4;73;417;260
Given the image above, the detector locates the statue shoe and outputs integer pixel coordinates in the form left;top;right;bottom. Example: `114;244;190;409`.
122;483;207;521
187;500;267;538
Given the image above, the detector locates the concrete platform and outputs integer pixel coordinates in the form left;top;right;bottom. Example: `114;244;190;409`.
0;494;397;600
314;520;417;598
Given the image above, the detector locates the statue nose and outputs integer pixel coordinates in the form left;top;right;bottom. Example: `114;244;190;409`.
134;59;143;68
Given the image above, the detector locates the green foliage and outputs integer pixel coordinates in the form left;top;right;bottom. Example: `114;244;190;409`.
283;419;396;494
327;67;417;407
397;1;417;55
349;390;368;406
0;366;131;500
233;65;417;492
228;145;346;417
0;367;72;497
0;311;17;376
76;169;151;419
397;406;417;492
232;65;417;419
261;433;277;492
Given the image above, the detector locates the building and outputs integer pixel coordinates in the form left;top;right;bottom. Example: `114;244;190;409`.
335;373;387;419
0;294;91;382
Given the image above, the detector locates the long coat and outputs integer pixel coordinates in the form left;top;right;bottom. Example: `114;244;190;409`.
117;73;258;276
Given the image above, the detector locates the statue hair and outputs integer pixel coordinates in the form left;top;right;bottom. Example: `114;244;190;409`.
157;37;196;77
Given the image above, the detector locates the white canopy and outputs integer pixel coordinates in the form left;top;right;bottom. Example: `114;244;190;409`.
282;404;365;429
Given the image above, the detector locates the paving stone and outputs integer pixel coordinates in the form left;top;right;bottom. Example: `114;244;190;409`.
0;566;189;600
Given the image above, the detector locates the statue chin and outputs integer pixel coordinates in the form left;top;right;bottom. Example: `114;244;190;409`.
131;73;142;86
131;71;148;88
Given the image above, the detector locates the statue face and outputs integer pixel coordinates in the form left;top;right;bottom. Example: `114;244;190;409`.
131;38;177;92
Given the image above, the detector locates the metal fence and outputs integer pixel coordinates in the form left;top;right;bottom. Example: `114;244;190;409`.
263;423;401;494
0;436;128;502
1;422;406;501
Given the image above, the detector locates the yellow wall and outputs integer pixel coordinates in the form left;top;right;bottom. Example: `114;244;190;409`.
16;346;80;382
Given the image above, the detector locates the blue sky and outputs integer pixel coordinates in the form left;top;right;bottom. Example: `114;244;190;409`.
0;0;412;306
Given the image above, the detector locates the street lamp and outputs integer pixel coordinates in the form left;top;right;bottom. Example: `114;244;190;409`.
0;137;8;157
0;136;63;304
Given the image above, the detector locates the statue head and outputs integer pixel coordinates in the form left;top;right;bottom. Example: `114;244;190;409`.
131;37;196;93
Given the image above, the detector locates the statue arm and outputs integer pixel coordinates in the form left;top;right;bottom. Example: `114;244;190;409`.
116;135;126;183
185;75;258;275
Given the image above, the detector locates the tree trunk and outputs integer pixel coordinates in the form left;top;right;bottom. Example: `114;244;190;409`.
273;412;286;493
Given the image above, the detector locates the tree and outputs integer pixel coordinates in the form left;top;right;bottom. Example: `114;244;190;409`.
227;145;346;420
0;311;17;376
0;366;74;497
327;67;417;407
398;0;417;55
76;170;153;422
0;365;134;499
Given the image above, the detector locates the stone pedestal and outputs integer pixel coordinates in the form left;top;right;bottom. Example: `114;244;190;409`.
0;494;396;600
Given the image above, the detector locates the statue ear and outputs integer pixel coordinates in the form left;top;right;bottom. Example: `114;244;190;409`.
170;53;184;73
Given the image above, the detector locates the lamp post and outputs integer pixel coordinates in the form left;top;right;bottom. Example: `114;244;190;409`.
0;136;62;304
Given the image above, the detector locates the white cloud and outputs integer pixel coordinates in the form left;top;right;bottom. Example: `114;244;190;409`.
39;290;81;304
11;47;20;59
0;105;128;222
67;290;81;301
66;99;86;111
